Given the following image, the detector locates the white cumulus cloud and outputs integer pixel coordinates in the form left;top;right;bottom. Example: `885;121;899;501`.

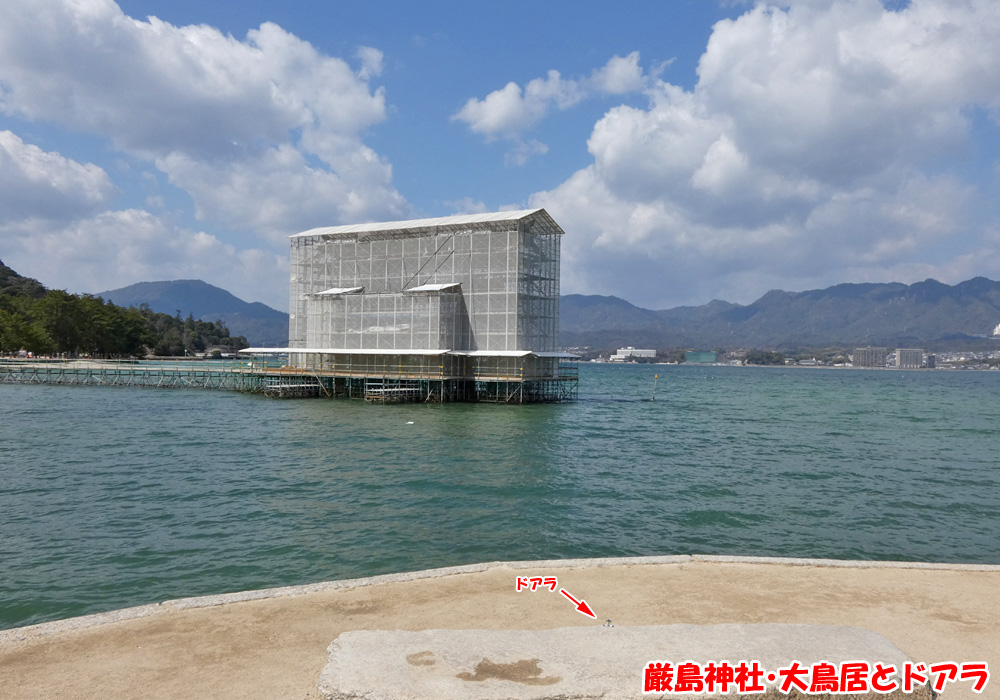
0;131;116;222
505;140;549;168
2;210;289;309
453;53;650;165
531;0;1000;308
0;0;408;239
590;51;645;95
158;144;405;245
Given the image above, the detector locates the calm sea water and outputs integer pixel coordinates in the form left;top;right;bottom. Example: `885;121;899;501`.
2;364;999;630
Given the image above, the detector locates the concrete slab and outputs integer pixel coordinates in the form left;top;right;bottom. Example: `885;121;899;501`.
319;624;930;700
2;556;991;700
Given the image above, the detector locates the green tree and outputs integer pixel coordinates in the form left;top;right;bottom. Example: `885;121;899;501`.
0;306;54;354
0;308;24;352
38;290;83;354
745;349;786;365
660;348;687;363
1;265;248;357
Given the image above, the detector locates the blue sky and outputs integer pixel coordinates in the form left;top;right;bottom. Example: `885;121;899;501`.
2;0;999;312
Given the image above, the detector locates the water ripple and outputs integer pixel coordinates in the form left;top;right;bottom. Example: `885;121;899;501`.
2;366;1000;630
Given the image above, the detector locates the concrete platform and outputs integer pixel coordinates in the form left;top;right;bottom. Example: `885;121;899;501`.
319;624;922;699
1;555;996;700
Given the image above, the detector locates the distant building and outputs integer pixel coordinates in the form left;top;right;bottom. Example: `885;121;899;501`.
686;350;718;364
926;353;936;369
895;348;923;369
853;347;887;368
610;347;656;362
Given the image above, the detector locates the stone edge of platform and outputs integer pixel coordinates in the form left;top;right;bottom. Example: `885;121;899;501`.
3;554;998;643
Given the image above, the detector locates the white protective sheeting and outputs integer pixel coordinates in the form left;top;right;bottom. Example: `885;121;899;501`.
288;208;561;355
404;282;461;293
312;286;364;296
291;208;564;240
239;348;449;356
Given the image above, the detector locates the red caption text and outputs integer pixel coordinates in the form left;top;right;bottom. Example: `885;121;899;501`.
643;660;989;694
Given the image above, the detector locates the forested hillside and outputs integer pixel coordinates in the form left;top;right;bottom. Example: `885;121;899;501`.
0;261;247;357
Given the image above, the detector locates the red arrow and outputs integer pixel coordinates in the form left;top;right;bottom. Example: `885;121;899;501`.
560;588;597;618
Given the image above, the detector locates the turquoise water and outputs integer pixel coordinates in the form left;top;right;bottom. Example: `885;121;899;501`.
1;364;999;630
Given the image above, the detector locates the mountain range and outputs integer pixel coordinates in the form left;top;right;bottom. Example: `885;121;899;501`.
96;277;1000;350
96;280;288;346
560;277;1000;350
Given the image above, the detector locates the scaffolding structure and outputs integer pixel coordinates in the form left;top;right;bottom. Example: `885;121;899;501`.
238;348;579;403
0;355;579;404
0;358;282;395
254;209;577;402
0;358;259;392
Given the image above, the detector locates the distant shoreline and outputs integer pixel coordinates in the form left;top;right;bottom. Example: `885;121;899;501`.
583;360;992;371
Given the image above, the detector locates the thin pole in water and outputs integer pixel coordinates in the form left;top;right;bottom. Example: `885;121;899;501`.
651;373;658;401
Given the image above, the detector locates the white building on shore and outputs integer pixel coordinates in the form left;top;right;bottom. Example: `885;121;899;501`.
610;347;656;362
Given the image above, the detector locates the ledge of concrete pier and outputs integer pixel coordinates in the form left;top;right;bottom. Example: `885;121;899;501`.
1;555;996;700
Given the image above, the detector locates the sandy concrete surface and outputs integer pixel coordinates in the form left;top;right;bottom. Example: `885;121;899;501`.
1;556;997;700
319;624;917;699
